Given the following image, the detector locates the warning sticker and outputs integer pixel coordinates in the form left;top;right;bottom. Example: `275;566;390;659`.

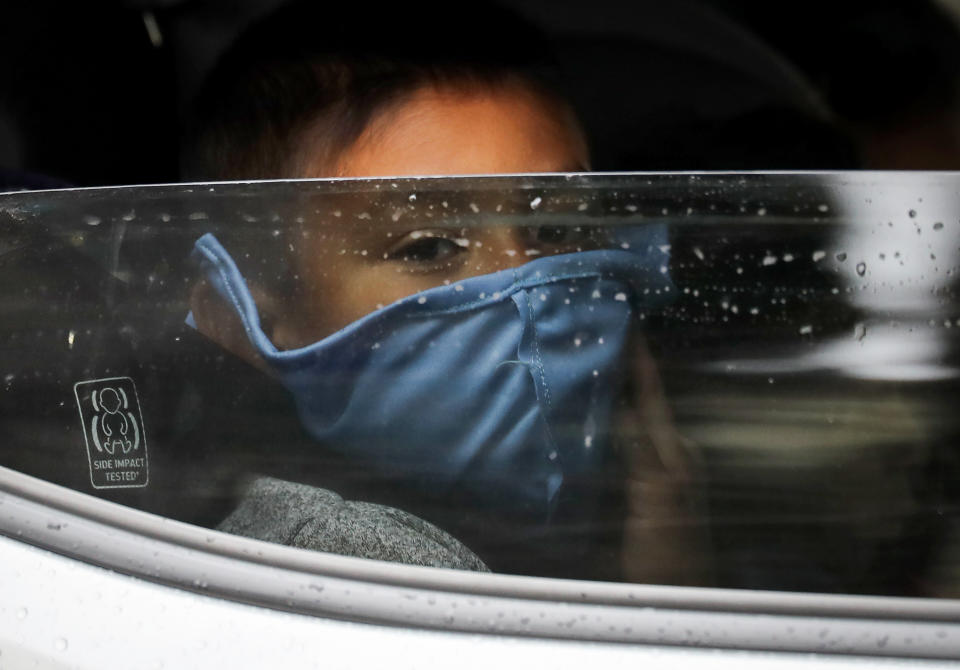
74;377;149;489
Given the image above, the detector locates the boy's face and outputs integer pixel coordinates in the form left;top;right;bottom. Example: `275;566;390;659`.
272;82;591;348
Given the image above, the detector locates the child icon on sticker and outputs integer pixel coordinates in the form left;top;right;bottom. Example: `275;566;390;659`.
74;377;149;489
95;387;136;455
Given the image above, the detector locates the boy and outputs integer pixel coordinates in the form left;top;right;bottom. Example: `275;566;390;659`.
185;0;706;583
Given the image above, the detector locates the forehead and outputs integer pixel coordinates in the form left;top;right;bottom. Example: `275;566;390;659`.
306;83;589;179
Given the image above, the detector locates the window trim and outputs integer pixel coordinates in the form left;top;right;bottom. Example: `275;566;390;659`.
2;465;959;660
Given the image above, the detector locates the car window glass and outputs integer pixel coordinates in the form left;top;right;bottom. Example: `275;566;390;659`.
1;172;958;597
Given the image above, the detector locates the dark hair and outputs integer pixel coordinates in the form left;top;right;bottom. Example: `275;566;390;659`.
183;1;565;180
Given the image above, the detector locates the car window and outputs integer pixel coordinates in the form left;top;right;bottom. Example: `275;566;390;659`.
1;171;958;599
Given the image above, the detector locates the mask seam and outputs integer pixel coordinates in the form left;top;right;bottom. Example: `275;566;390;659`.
521;289;563;518
526;292;553;413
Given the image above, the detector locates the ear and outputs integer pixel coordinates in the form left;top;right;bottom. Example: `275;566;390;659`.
188;278;286;373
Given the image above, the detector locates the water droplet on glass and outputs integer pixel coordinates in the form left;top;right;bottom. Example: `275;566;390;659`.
529;196;542;210
614;292;627;302
817;204;829;213
417;296;427;304
812;250;826;262
16;607;27;620
854;323;867;341
83;215;101;226
856;262;866;276
799;324;813;335
693;247;705;261
53;637;68;652
933;222;944;230
836;252;847;262
909;209;917;218
762;255;777;266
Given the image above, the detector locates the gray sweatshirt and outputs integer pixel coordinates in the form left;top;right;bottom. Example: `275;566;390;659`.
217;476;489;572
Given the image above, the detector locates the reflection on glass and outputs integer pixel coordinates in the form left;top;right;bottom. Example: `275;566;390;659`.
0;173;958;597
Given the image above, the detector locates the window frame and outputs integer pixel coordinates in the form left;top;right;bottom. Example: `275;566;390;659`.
2;464;959;660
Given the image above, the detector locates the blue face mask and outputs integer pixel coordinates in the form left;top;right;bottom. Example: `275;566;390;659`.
190;232;671;525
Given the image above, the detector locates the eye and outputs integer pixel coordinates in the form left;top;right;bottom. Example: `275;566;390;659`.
529;225;568;244
386;230;468;266
522;225;603;251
